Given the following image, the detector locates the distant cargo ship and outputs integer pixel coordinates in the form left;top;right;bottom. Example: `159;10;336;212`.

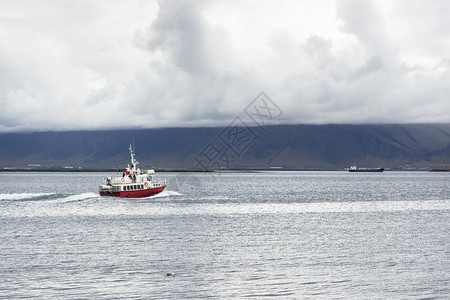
430;168;450;172
349;166;384;172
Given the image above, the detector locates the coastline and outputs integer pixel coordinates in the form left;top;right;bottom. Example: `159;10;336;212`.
0;168;441;172
0;168;213;173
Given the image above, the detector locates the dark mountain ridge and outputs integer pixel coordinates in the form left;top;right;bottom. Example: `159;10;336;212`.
1;124;449;170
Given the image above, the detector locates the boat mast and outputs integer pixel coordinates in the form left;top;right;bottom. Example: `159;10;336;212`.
129;144;139;171
129;144;134;166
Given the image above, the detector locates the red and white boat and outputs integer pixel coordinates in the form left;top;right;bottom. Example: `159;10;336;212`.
99;145;167;198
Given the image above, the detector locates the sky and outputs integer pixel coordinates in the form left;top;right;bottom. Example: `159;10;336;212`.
0;0;449;132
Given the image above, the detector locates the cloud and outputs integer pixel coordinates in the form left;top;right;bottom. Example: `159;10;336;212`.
0;0;449;132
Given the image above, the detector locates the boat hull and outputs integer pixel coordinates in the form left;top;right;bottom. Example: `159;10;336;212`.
100;186;166;198
349;168;384;172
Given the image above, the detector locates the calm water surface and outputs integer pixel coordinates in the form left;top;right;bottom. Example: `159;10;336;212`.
0;171;449;299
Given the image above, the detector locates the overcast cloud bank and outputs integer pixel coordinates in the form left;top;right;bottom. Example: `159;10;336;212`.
0;0;449;132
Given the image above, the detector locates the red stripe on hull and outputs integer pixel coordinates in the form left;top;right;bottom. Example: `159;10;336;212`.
100;186;166;198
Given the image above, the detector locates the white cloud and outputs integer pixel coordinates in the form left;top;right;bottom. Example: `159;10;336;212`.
0;0;449;132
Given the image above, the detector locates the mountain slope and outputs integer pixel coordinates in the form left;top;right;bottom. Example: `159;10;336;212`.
1;124;449;169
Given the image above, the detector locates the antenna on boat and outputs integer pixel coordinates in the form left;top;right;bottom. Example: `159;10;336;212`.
129;142;139;168
129;144;135;165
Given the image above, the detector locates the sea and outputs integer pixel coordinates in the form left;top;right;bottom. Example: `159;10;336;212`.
0;171;449;299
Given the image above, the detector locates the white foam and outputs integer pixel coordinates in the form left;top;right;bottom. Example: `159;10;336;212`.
0;193;55;201
146;190;183;199
57;192;99;203
220;200;450;214
146;199;450;216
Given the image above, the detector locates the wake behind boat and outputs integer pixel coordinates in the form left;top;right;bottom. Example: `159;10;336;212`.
99;145;167;198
